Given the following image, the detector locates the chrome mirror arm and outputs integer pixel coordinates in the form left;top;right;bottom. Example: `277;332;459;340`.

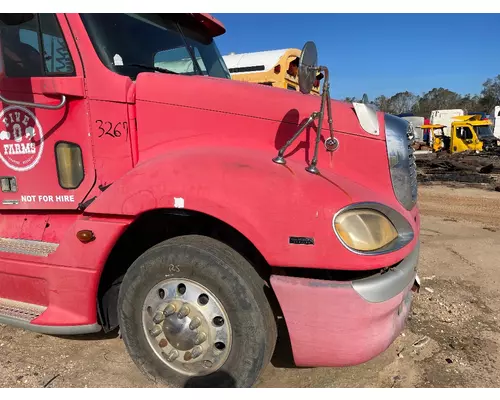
273;65;336;174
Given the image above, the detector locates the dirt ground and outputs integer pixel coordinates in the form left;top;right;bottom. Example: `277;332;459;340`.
1;184;500;388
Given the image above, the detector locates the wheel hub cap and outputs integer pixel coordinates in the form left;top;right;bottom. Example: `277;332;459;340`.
142;278;232;376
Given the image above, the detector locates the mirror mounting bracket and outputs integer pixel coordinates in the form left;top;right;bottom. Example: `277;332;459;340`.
272;64;335;175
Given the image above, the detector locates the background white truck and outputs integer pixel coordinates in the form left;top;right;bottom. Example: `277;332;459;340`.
430;109;465;137
489;106;500;139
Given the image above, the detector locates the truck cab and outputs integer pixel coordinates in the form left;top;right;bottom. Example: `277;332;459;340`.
448;115;497;153
423;115;498;154
0;13;420;388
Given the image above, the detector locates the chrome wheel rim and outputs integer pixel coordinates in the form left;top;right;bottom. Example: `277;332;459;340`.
142;278;232;376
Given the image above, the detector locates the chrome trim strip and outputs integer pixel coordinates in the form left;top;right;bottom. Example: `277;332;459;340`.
0;237;59;257
385;114;418;210
352;242;419;303
0;298;46;322
2;200;19;205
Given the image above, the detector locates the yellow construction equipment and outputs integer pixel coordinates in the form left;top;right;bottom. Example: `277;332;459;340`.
419;115;499;154
222;48;322;95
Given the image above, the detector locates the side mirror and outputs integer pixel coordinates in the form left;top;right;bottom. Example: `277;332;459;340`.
298;41;318;94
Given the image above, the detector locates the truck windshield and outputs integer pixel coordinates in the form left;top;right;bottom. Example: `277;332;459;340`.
80;13;230;80
475;125;495;139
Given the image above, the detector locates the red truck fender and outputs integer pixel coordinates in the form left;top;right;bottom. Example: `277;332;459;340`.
84;145;355;268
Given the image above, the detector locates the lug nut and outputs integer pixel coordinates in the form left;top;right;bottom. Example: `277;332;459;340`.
191;345;203;359
165;349;179;362
189;316;202;330
163;303;176;317
194;332;207;345
153;312;165;324
149;325;162;337
177;304;190;319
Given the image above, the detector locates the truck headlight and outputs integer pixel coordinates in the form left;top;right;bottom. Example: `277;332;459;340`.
333;203;414;255
334;209;398;251
385;114;418;211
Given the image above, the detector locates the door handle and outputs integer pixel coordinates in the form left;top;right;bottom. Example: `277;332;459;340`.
0;93;66;110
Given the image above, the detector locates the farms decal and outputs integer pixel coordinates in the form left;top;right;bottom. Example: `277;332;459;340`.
0;106;44;172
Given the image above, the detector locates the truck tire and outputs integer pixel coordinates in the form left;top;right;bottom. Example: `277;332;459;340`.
117;235;277;388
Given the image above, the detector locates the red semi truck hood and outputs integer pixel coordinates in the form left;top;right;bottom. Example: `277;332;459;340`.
134;73;385;142
132;71;397;218
91;71;419;271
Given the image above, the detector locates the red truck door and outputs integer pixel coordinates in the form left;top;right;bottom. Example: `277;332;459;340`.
0;14;95;215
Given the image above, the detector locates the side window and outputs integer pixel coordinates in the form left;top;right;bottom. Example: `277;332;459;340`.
0;13;74;78
458;127;473;140
39;13;74;75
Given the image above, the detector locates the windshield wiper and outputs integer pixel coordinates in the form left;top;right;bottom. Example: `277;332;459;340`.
127;63;179;75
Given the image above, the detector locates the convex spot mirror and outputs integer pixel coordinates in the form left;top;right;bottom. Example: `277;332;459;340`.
298;41;318;94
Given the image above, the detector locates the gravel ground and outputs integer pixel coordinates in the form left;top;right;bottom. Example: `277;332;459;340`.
1;184;499;388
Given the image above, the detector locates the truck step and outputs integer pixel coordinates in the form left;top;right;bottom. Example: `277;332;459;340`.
0;237;58;257
0;298;46;322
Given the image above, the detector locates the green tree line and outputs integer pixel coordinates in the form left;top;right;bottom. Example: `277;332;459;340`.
344;75;500;117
